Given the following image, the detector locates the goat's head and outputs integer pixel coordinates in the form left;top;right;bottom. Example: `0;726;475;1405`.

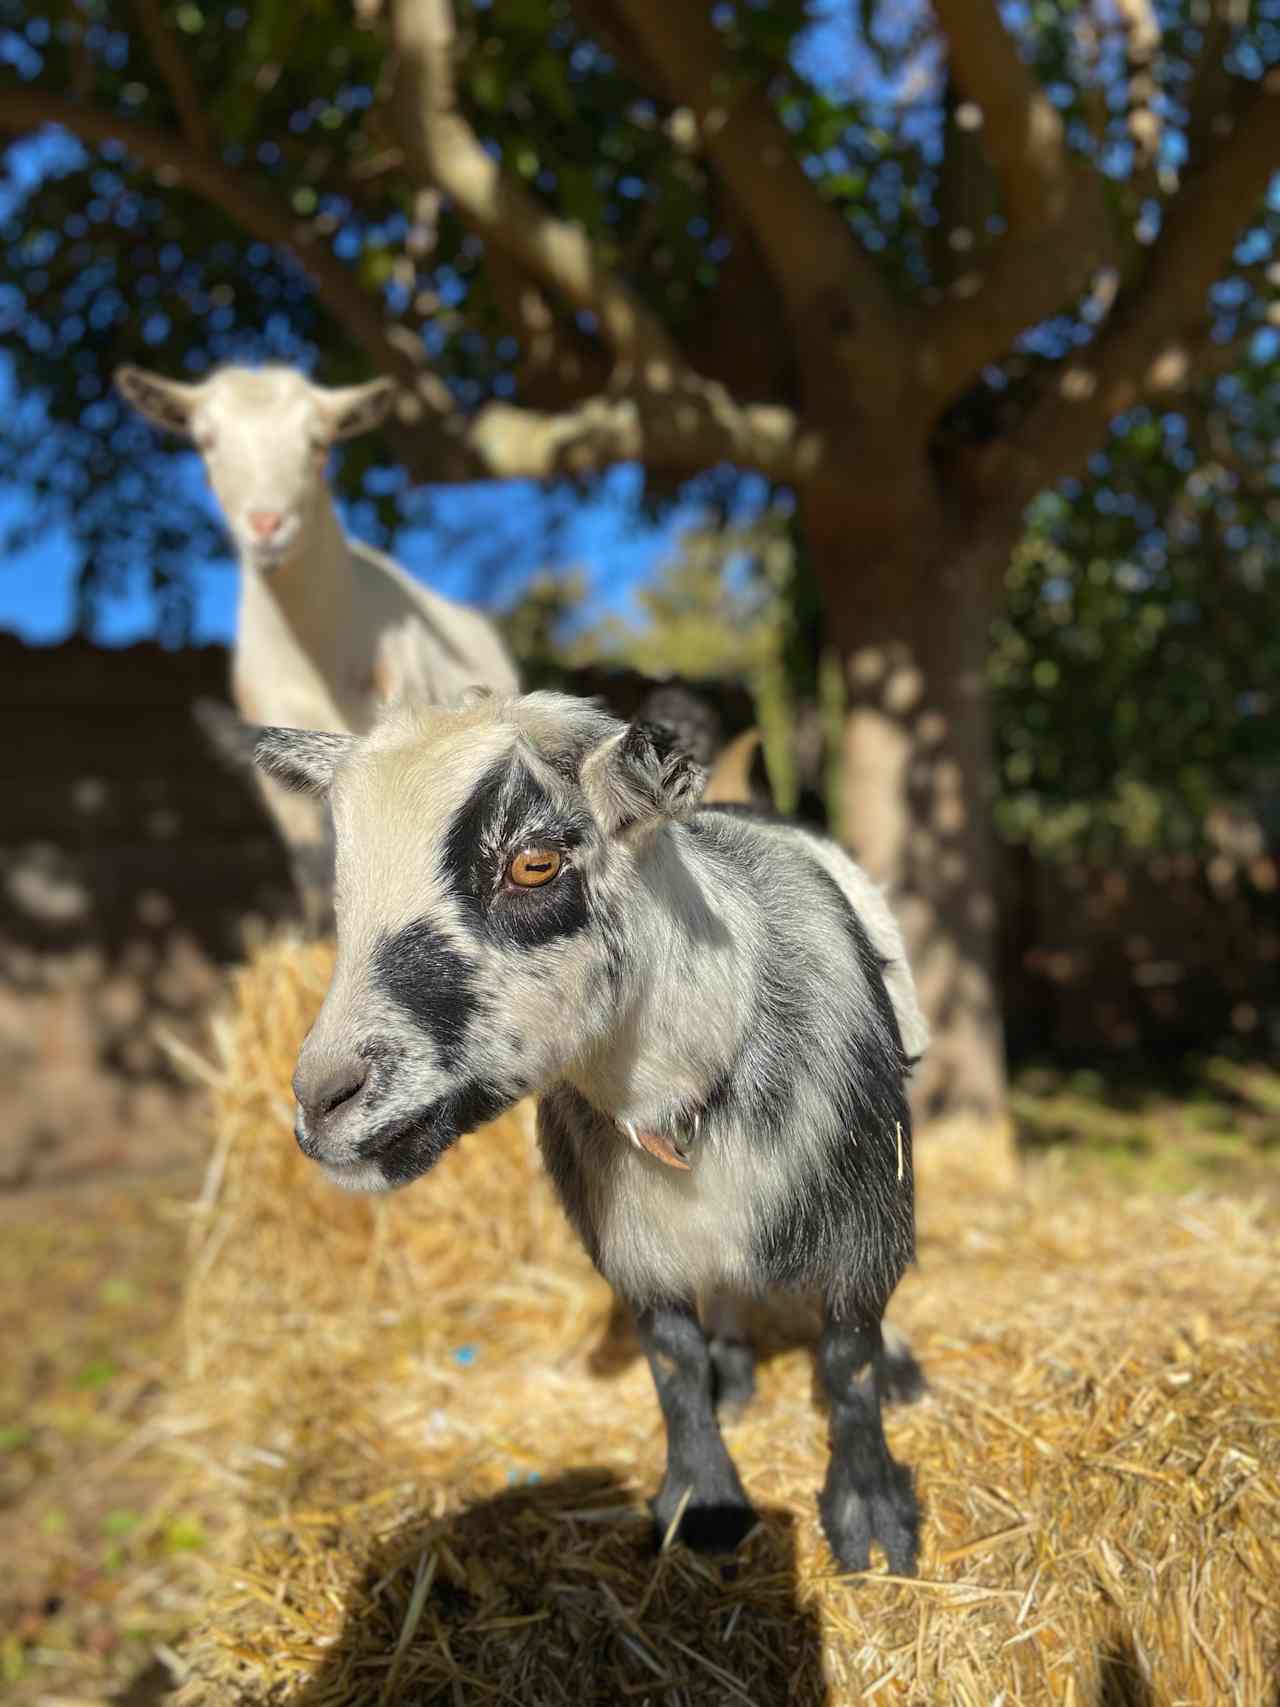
114;364;395;570
249;692;706;1191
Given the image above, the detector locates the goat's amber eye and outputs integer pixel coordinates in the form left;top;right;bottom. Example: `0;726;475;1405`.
507;847;562;888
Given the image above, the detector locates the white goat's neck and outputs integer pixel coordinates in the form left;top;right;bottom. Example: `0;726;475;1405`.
237;488;351;676
569;825;747;1134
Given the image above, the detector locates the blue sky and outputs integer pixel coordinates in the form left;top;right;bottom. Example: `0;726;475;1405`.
0;1;885;651
0;420;712;646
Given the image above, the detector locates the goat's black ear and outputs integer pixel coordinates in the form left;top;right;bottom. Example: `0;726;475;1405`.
581;719;705;833
252;726;356;796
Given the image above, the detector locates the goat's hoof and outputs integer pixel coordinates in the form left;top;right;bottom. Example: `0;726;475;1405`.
819;1464;919;1578
652;1484;757;1555
710;1340;757;1420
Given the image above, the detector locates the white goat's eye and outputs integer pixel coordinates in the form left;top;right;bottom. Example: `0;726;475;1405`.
507;847;562;888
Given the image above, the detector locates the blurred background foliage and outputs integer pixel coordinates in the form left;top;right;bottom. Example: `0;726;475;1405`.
0;0;1277;863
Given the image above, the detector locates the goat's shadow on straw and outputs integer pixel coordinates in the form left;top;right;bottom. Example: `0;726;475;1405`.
1094;1631;1157;1707
287;1468;829;1707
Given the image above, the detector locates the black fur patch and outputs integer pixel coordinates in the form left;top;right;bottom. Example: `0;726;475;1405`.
535;1087;605;1272
360;1076;516;1187
373;921;482;1072
440;760;510;914
752;873;914;1314
686;814;915;1312
624;721;701;812
624;719;682;766
449;1077;515;1138
595;907;630;1003
440;757;592;948
493;866;590;949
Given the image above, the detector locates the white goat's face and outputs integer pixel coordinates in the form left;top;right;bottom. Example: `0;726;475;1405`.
114;364;395;571
250;693;705;1192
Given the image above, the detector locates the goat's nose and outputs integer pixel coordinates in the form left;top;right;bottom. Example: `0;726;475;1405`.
248;509;283;538
293;1058;369;1130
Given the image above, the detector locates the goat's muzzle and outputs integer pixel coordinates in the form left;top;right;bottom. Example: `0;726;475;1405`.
292;1055;371;1159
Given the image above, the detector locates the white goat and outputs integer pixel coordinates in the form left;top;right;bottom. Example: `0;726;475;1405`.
114;363;519;926
246;691;929;1575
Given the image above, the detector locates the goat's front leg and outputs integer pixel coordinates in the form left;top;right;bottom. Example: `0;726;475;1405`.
633;1297;757;1553
818;1308;919;1576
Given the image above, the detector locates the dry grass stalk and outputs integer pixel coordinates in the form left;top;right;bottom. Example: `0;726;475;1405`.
157;938;1278;1705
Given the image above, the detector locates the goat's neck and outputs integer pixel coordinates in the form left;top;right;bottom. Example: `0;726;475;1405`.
570;825;749;1132
238;490;351;672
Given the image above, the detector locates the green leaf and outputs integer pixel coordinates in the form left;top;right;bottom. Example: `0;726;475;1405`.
76;1357;117;1390
102;1509;141;1539
163;1515;207;1552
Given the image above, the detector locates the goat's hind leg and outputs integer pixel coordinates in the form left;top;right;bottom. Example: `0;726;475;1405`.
818;1308;919;1576
701;1290;757;1419
633;1298;757;1553
877;1322;928;1407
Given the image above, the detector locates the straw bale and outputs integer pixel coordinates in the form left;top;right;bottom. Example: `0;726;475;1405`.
164;938;1278;1705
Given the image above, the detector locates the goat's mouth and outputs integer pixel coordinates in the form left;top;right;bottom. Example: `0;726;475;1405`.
333;1100;469;1189
330;1080;518;1191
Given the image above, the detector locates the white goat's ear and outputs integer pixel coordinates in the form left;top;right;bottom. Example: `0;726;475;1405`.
114;365;203;438
581;719;706;834
317;377;397;442
253;726;357;796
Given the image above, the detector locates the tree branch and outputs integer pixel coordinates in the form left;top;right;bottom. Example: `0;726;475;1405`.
929;0;1073;232
920;0;1113;399
991;80;1280;512
483;248;612;409
0;88;472;476
131;0;213;157
3;81;817;491
466;378;816;483
1114;0;1163;169
567;0;792;402
386;0;678;373
607;0;910;410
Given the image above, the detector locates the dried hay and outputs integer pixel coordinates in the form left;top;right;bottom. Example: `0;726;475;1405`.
164;937;1278;1705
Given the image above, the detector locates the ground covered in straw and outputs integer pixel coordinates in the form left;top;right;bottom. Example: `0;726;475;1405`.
8;938;1279;1705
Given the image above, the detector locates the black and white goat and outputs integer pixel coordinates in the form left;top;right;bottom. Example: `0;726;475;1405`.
250;691;929;1575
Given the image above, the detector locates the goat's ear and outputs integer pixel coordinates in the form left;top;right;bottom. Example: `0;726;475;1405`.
252;726;357;796
318;377;397;443
581;720;705;834
114;365;203;438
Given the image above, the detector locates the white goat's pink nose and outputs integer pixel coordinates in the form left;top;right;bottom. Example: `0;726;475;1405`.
248;510;283;539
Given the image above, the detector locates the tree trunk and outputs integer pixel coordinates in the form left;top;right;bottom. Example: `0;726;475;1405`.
803;474;1010;1126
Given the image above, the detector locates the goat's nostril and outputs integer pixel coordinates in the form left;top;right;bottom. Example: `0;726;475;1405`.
248;509;283;538
320;1069;367;1116
295;1060;370;1126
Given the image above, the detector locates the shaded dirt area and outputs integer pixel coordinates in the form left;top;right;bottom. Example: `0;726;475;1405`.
0;1171;199;1704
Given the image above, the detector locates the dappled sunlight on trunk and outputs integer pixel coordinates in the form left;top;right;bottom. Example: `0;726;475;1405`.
809;484;1012;1128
